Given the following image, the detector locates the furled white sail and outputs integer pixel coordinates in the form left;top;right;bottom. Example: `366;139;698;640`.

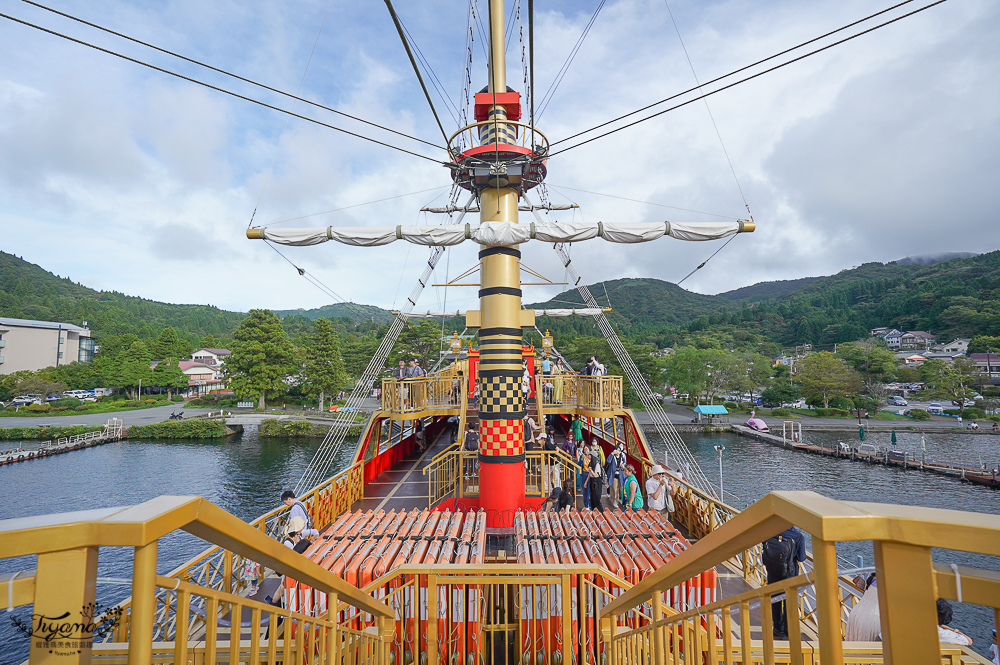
247;220;752;247
401;308;605;318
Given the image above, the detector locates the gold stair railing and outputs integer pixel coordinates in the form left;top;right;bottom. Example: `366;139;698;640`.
380;365;464;418
0;495;391;665
600;490;1000;665
536;375;624;413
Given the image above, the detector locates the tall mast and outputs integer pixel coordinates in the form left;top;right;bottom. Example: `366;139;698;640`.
476;0;527;519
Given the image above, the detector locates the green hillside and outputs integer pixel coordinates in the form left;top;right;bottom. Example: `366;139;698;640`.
716;276;823;303
0;251;245;342
275;302;393;324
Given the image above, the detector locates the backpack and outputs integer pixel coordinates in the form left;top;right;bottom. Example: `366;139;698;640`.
292;501;314;531
762;534;796;579
464;430;479;451
292;539;311;554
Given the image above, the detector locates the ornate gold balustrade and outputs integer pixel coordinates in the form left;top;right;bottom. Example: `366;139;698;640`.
536;374;624;414
601;491;1000;665
0;495;391;665
381;367;465;418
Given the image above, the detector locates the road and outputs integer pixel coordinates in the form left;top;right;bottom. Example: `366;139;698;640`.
0;404;215;428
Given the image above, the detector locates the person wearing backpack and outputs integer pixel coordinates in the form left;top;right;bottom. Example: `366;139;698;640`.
584;449;605;512
463;423;479;478
761;527;806;640
281;491;319;539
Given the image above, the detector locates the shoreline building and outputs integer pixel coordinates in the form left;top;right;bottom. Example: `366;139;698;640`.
0;317;94;374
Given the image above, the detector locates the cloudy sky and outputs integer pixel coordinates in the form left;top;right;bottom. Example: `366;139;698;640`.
1;0;997;314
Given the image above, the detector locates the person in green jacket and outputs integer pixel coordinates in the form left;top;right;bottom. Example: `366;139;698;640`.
571;415;584;443
622;464;643;511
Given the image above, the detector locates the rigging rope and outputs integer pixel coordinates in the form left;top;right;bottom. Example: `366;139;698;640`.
400;21;461;125
548;0;946;156
547;184;739;219
262;241;373;322
0;12;449;165
383;0;451;144
294;193;477;494
536;0;606;120
662;0;753;222
18;0;444;152
250;0;338;228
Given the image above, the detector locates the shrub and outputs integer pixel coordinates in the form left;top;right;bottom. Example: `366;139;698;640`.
50;397;82;408
963;408;987;420
771;408;791;417
128;420;230;439
829;396;854;411
24;403;51;412
171;395;185;403
723;402;739;410
909;409;931;421
74;405;90;411
259;419;317;438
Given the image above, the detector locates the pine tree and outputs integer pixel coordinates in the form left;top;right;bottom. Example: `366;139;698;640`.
112;340;154;399
303;318;347;410
152;357;190;399
153;326;193;360
224;310;295;409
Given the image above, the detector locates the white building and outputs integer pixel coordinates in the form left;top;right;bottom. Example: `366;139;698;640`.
0;317;94;374
191;348;231;366
942;338;971;354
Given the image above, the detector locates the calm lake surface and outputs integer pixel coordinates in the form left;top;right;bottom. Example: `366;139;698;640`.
0;425;996;663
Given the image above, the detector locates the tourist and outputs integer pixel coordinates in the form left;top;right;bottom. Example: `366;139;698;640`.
621;464;643;511
558;479;575;512
845;573;881;641
541;356;551;375
282;516;311;553
989;629;997;664
967;422;980;430
571;414;584;445
761;526;807;640
585;449;605;512
463;423;479;478
576;444;591;509
448;414;459;444
408;358;425;379
592;356;606;376
605;444;628;509
645;465;675;519
937;599;973;645
993;422;999;432
524;415;542;448
281;491;319;539
937;599;972;645
522;360;531;397
562;430;576;456
552;358;565;403
394;360;407;380
414;419;426;452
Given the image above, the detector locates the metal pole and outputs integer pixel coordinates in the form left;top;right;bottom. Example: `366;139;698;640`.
714;445;725;504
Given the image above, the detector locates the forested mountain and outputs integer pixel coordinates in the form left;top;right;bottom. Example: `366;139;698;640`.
0;251;244;343
3;247;999;352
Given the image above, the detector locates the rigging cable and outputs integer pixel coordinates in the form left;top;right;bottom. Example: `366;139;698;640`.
547;184;738;219
383;0;450;144
549;0;943;154
262;241;372;321
536;0;606;120
249;0;336;228
18;0;444;152
263;186;449;226
674;233;740;287
528;0;535;150
663;0;753;222
0;12;449;165
399;20;461;125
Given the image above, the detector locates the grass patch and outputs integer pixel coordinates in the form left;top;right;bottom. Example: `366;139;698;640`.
1;399;171;417
128;420;231;439
0;425;104;440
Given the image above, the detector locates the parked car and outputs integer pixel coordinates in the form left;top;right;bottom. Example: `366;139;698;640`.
926;402;945;414
887;396;907;406
952;398;976;407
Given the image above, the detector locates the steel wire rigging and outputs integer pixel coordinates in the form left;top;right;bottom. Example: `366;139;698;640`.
0;11;450;165
294;195;477;494
535;0;606;121
548;0;945;155
17;0;445;153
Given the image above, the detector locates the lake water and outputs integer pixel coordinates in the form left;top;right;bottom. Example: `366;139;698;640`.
0;426;996;663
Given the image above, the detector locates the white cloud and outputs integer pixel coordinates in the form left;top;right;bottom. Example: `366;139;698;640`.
0;0;996;315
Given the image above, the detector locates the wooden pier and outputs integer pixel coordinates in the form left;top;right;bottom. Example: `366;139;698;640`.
731;424;1000;489
0;418;125;466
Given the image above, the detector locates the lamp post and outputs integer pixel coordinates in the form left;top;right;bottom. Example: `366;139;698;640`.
449;331;462;357
542;329;553;359
714;445;726;504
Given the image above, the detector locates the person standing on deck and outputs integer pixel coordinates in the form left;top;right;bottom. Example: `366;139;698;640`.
645;465;675;520
585;449;605;512
280;491;320;539
552;358;565;403
395;360;407;380
571;414;584;445
762;526;806;640
622;464;643;511
541;356;551;375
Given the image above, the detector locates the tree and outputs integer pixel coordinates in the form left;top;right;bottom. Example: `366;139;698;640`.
795;352;862;408
152;357;189;399
153;326;193;360
968;336;1000;355
342;333;381;380
665;347;711;405
199;333;224;350
302;318;347;410
110;340;154;399
761;383;801;408
224;309;295;409
836;340;898;381
393;321;443;369
921;357;980;415
16;374;67;400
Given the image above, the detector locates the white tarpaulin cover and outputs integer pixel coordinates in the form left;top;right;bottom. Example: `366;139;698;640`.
251;220;747;248
402;308;605;318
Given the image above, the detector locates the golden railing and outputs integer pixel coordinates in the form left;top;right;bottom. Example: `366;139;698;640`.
98;459;366;646
447;119;550;157
381;369;465;417
357;564;638;665
536;374;624;413
601;491;1000;665
422;449;582;508
0;495;391;665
